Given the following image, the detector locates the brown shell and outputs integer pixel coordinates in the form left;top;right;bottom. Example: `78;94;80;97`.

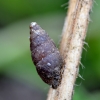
29;22;63;89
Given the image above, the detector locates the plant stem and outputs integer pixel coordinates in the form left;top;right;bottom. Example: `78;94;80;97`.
47;0;93;100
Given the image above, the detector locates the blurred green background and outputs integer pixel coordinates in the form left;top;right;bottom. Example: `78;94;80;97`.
0;0;100;100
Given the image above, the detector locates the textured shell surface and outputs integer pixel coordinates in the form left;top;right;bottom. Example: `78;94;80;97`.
29;22;63;89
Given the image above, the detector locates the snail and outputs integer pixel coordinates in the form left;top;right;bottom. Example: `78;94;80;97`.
29;22;63;89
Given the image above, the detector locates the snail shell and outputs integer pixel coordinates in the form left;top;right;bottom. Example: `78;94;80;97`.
29;22;63;89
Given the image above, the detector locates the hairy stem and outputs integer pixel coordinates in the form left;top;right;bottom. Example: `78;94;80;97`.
47;0;93;100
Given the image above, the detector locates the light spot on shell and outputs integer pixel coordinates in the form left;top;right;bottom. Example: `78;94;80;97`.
30;22;37;28
47;63;51;66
